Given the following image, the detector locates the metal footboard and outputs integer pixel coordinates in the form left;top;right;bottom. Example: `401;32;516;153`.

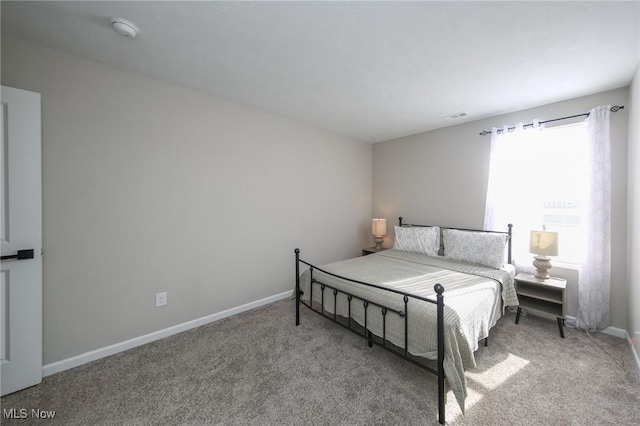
294;248;447;425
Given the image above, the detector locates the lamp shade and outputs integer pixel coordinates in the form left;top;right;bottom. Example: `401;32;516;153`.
372;218;387;236
529;230;558;257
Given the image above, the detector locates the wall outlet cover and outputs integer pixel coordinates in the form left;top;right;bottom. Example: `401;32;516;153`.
155;292;167;307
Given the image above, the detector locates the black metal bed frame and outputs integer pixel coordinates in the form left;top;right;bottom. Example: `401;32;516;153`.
294;217;513;425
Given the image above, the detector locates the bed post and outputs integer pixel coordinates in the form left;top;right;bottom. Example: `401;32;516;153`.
295;248;300;326
399;216;403;226
507;223;513;264
435;283;445;425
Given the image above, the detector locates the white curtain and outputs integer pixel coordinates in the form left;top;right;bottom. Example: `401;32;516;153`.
483;106;612;331
575;105;611;331
483;120;545;271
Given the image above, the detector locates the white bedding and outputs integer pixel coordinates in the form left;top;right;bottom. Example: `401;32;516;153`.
298;249;519;412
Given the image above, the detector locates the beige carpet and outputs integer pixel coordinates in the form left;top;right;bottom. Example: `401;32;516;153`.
2;299;639;425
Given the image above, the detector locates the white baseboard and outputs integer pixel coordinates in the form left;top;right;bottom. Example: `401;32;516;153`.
601;325;627;339
564;316;627;339
627;331;640;374
42;290;292;377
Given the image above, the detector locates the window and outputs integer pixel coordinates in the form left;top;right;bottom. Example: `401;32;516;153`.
542;123;588;263
485;122;588;266
538;123;587;263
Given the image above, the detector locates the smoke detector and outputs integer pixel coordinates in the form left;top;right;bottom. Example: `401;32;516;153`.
111;18;139;38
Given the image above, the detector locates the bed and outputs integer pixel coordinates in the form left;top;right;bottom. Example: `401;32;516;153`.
294;217;517;424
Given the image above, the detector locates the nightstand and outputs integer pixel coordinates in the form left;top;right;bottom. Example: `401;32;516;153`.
514;272;567;338
362;246;387;256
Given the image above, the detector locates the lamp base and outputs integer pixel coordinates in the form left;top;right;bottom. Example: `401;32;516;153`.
532;255;552;279
373;236;384;250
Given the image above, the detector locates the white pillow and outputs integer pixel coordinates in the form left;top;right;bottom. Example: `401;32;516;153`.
393;226;440;257
442;229;507;269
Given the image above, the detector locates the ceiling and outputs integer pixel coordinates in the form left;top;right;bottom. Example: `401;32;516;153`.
2;1;639;143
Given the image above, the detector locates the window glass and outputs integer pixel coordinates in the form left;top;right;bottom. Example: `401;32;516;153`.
539;123;587;263
486;122;587;266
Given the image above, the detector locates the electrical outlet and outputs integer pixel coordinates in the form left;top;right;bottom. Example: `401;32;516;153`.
155;292;167;307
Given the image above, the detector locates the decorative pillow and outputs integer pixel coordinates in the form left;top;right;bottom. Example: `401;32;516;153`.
393;226;440;257
442;229;507;269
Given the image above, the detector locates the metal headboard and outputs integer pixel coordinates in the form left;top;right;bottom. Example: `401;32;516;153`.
398;217;513;264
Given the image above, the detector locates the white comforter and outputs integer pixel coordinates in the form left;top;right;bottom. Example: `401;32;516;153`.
298;249;519;412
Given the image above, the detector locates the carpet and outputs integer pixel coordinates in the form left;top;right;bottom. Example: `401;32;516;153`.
2;299;639;425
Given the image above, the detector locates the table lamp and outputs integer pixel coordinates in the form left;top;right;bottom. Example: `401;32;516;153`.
529;230;558;279
372;218;387;250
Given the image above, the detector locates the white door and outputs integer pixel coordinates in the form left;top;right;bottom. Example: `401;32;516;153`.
0;85;42;396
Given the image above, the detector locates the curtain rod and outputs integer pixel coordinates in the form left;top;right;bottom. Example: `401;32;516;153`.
478;105;625;136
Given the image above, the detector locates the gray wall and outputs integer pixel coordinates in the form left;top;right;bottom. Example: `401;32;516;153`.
1;37;372;364
373;87;630;329
628;65;640;356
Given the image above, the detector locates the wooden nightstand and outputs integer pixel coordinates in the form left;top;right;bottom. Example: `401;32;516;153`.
514;272;567;338
362;246;387;256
